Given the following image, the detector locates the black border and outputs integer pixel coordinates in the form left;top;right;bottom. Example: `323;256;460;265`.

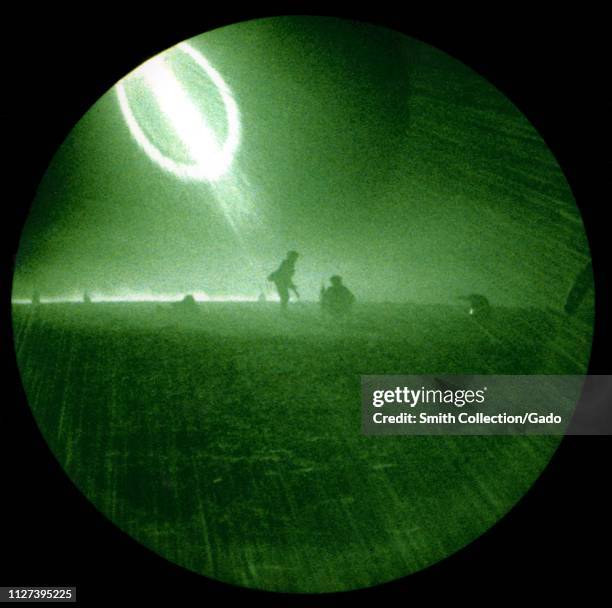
2;9;610;603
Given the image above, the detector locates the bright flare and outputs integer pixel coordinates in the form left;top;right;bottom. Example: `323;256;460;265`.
116;43;240;181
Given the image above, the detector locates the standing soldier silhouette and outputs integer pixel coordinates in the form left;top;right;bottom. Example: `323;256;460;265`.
268;251;300;312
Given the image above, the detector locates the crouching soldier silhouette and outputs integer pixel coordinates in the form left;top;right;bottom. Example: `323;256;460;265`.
268;251;299;312
320;275;355;317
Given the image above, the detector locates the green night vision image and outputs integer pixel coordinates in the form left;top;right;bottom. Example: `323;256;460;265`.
12;17;594;593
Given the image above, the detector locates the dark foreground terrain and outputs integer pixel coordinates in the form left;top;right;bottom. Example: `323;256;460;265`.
12;301;591;592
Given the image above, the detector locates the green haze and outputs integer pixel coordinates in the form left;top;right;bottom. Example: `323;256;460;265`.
12;16;594;594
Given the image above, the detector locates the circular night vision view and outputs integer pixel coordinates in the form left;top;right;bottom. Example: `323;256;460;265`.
12;16;594;593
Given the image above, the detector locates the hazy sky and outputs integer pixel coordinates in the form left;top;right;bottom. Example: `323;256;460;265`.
14;16;590;306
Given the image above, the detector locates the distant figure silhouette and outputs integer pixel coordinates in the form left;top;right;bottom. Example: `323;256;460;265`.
321;275;355;316
459;294;490;318
268;251;299;311
32;291;40;306
564;262;593;315
181;294;197;307
83;291;92;304
257;292;267;303
172;294;198;313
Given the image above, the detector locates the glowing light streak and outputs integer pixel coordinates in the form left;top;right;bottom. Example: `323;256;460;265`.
116;43;240;181
12;292;281;304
